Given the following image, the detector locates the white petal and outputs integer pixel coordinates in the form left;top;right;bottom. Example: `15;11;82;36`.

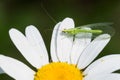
50;22;61;62
0;55;35;80
84;73;120;80
25;25;49;65
9;27;48;69
0;67;4;74
83;54;120;76
77;34;111;69
70;27;92;64
57;18;74;62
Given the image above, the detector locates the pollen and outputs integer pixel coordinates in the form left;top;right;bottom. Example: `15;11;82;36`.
34;62;83;80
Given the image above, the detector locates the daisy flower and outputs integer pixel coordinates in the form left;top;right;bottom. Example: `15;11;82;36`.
0;18;120;80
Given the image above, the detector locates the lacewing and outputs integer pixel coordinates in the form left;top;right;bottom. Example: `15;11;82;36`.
62;23;114;37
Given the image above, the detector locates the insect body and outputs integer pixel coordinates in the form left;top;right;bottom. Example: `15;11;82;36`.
62;28;103;35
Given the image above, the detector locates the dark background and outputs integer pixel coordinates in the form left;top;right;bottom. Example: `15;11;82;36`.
0;0;120;79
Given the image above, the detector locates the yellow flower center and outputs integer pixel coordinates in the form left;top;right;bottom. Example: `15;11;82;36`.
34;62;83;80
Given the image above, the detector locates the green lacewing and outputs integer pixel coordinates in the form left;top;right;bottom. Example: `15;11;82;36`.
62;23;115;37
40;3;114;37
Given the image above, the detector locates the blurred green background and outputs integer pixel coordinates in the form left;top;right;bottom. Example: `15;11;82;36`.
0;0;120;79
